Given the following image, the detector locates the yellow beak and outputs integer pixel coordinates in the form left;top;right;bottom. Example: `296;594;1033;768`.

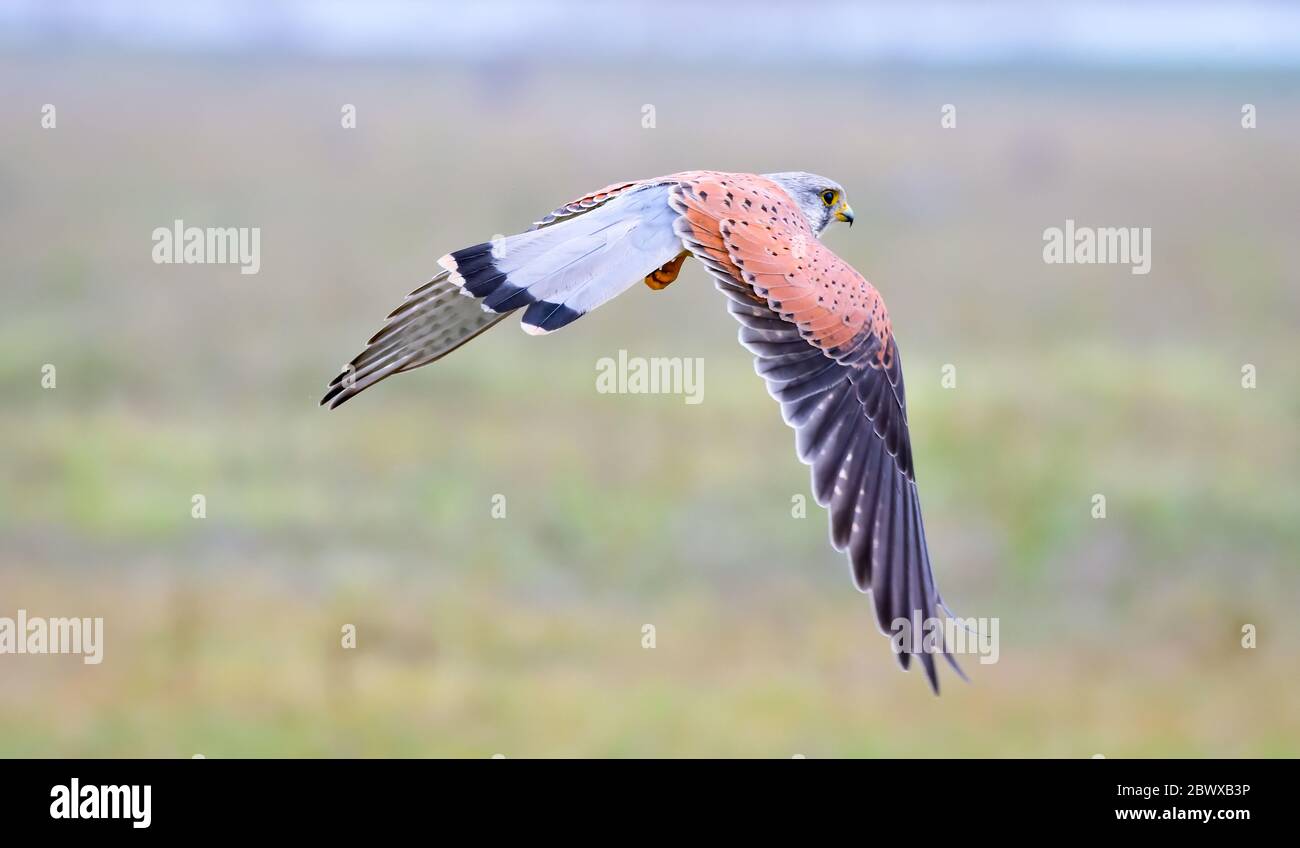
835;203;855;226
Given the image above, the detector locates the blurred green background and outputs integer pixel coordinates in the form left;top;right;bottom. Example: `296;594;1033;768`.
2;20;1299;757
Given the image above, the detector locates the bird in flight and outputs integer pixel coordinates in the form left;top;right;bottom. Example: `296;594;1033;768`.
322;170;963;691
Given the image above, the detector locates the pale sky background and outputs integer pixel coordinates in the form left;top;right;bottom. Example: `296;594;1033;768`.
2;0;1299;67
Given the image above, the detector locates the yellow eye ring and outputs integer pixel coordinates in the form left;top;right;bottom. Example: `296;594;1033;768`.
821;190;837;206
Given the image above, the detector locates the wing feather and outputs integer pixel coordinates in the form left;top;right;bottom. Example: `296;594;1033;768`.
670;173;961;692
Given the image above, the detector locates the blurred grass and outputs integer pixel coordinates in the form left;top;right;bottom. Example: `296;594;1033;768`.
0;54;1297;756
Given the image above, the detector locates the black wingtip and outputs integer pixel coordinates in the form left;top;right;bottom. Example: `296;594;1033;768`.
320;375;362;409
944;650;970;684
320;384;344;408
922;652;941;695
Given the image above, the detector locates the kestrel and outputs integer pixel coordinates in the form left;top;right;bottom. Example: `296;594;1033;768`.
322;171;963;691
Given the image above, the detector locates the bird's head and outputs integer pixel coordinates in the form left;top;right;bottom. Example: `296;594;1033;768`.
763;171;854;236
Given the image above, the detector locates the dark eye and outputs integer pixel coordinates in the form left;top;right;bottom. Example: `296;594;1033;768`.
821;190;836;205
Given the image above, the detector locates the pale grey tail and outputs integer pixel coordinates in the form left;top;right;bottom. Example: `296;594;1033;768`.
438;183;681;335
323;182;683;407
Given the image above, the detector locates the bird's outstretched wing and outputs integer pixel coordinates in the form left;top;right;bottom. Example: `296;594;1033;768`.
669;172;963;691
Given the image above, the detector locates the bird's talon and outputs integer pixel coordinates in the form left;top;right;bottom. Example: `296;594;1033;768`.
644;252;688;290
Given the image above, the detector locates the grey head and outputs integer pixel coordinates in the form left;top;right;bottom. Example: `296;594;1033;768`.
762;171;855;236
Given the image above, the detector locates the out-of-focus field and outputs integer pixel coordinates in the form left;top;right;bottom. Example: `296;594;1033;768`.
1;55;1298;756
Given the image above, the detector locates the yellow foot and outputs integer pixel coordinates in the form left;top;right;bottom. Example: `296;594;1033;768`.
645;252;688;290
